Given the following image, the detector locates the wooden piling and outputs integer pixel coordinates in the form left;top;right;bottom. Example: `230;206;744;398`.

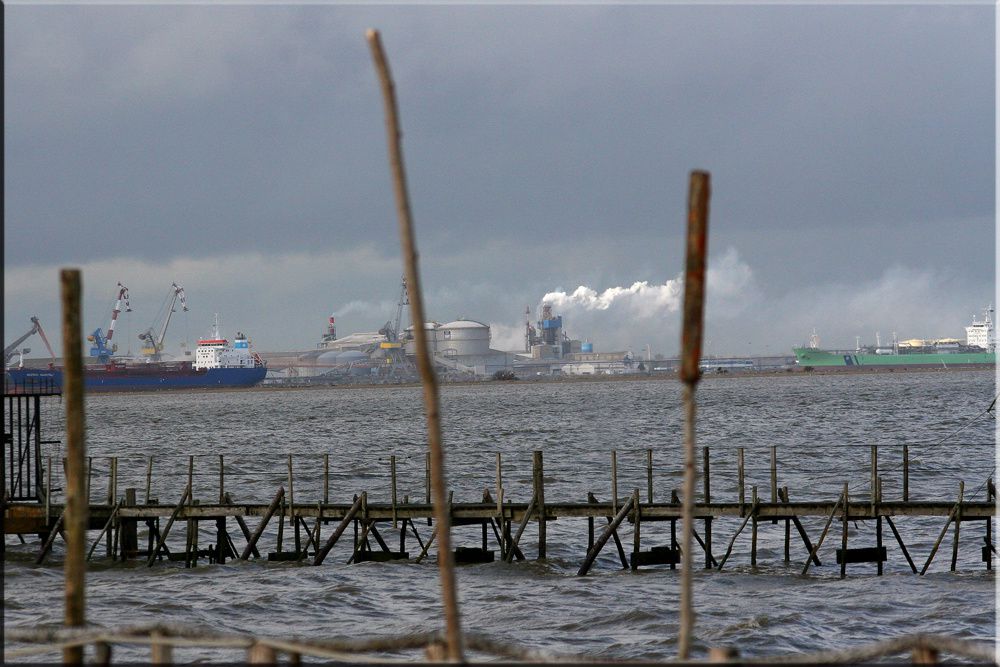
750;486;758;567
840;482;849;579
240;487;284;560
578;495;635;576
737;448;745;516
323;453;330;505
703;446;712;569
921;482;963;575
951;480;964;572
802;490;844;575
611;450;618;515
121;488;138;559
783;486;790;563
631;488;641;570
313;494;364;565
716;498;759;570
646;449;654;503
218;455;225;504
391;455;398;529
61;268;87;665
533;450;546;559
903;445;909;502
144;456;153;504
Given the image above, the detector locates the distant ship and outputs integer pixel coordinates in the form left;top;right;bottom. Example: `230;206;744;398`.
5;329;267;393
793;307;996;368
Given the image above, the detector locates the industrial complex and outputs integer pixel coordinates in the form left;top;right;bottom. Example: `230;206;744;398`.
257;278;793;385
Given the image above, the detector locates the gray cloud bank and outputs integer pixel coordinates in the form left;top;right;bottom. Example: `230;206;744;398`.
4;4;994;357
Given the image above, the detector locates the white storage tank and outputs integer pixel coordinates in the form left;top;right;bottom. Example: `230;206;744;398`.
404;322;441;355
438;319;491;357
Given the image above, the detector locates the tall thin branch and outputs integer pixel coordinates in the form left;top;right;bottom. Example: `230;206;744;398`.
678;171;710;660
365;29;463;662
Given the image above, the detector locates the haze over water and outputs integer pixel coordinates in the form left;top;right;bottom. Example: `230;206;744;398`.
4;370;996;662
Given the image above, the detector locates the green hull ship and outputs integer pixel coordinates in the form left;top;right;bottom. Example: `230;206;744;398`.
793;306;996;368
792;347;995;367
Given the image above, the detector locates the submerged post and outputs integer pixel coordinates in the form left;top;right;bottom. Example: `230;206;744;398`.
366;28;462;662
678;170;710;660
61;268;87;664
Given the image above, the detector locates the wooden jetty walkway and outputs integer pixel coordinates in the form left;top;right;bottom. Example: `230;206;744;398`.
7;441;995;577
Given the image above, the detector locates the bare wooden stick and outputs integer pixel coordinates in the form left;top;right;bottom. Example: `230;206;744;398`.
61;268;87;664
884;515;917;573
366;28;462;662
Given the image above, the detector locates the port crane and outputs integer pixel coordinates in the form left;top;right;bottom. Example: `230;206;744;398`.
375;276;412;373
88;282;131;363
4;316;56;368
138;283;188;362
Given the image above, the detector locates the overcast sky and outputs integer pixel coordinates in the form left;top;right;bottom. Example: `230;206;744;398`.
4;3;995;359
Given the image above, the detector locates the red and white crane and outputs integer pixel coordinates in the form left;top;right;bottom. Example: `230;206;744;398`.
87;282;131;363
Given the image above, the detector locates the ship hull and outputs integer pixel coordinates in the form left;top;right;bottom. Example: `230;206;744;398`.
5;364;267;393
793;348;996;367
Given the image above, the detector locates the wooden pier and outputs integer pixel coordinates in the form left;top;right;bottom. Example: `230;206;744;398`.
7;443;995;577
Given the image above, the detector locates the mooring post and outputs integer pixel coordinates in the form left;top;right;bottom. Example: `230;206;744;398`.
87;456;93;506
533;450;546;559
750;485;758;567
219;455;225;504
144;456;152;504
704;446;712;569
841;482;849;579
61;268;87;664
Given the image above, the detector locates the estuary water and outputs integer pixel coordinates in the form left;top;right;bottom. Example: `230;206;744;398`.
4;369;997;662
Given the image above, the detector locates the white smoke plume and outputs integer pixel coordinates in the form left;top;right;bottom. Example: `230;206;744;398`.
540;247;754;319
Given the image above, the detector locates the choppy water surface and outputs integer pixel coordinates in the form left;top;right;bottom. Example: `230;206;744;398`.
4;370;997;661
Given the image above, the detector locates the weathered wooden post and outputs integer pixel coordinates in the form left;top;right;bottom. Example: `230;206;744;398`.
61;268;87;664
678;169;710;660
367;28;462;661
611;450;619;515
703;446;712;569
533;450;546;559
841;482;849;579
903;445;909;502
737;448;745;516
391;454;398;529
750;486;758;567
646;449;654;503
121;488;138;560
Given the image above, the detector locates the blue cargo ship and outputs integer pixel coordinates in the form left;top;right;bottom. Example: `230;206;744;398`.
6;330;266;393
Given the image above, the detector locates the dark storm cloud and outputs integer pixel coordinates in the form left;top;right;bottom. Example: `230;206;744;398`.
4;4;994;355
